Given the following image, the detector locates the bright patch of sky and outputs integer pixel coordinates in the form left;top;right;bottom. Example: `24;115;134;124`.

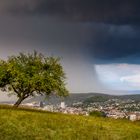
95;64;140;90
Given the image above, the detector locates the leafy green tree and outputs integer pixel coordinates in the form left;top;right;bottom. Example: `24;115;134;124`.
89;111;106;117
0;51;68;107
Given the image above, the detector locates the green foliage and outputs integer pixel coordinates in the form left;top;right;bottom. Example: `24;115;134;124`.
84;96;110;104
89;111;106;117
0;105;140;140
0;51;68;106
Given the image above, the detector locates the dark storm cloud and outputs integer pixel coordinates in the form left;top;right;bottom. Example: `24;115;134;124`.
0;0;140;64
40;0;140;25
94;38;140;59
88;24;140;64
0;0;140;25
0;16;92;54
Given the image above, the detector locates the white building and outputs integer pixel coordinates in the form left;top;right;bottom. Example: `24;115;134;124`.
129;114;137;121
60;102;66;109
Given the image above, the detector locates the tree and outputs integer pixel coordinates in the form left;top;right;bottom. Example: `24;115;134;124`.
0;51;68;107
89;111;106;117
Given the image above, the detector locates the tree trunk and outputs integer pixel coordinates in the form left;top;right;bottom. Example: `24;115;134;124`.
14;97;25;107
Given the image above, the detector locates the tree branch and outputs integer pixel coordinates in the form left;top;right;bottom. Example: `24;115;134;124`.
23;94;29;99
11;85;21;97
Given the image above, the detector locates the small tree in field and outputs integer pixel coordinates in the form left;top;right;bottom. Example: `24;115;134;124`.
0;51;68;107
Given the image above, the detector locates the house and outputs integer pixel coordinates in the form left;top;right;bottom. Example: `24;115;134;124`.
128;113;140;121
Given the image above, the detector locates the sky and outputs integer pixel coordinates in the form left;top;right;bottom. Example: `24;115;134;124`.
0;0;140;99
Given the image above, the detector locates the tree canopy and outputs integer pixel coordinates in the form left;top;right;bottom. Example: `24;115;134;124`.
0;51;68;107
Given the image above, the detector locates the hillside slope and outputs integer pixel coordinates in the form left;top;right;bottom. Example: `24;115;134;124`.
0;105;140;140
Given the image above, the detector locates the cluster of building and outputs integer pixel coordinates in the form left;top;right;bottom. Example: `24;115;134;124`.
43;102;88;115
82;99;140;121
22;98;140;121
22;101;88;116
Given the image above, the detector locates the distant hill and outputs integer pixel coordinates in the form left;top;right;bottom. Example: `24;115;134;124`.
26;93;97;105
2;92;140;105
119;94;140;101
25;93;140;105
83;93;140;103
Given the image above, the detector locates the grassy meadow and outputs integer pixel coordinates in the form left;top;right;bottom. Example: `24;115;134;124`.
0;105;140;140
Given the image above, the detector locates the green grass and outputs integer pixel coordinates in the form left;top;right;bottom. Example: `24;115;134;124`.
0;105;140;140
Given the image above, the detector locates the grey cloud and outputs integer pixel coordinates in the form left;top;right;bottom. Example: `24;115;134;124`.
0;0;140;25
0;15;139;65
0;16;92;57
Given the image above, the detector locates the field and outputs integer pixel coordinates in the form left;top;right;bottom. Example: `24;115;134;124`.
0;105;140;140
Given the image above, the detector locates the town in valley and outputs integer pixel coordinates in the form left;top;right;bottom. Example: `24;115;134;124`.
9;93;140;122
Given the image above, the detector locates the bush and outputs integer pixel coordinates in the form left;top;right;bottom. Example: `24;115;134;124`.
89;111;106;117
